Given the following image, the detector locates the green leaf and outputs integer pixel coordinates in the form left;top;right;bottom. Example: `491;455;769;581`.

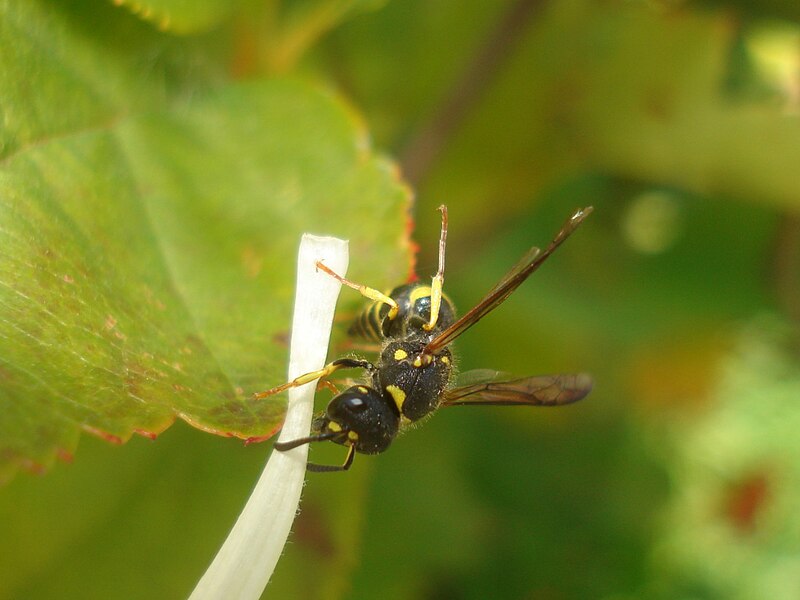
0;0;411;482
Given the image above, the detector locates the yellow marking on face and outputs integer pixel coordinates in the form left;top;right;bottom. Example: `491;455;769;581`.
347;430;359;441
327;421;342;432
386;384;407;411
394;348;408;361
409;285;433;305
357;386;369;394
440;355;450;365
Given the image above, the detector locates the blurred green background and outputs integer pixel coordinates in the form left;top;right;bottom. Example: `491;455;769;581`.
3;0;800;599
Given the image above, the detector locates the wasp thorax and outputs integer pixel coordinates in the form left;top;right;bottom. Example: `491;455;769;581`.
317;385;400;454
377;339;453;423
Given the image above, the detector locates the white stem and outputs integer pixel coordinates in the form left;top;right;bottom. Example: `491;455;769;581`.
189;234;349;600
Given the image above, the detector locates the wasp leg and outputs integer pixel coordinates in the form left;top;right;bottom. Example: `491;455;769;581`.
316;379;340;395
315;260;399;322
306;444;356;473
253;357;373;399
423;205;448;331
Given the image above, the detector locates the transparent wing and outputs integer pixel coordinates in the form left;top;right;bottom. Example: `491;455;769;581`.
423;207;593;355
453;368;512;387
442;372;593;407
485;246;540;297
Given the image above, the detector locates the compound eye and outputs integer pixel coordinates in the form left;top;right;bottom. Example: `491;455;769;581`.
344;395;368;412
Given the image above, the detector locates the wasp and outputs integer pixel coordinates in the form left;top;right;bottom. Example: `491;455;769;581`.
255;206;593;472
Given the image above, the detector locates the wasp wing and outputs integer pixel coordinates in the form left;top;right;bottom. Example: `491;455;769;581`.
452;368;512;387
485;246;541;297
442;372;593;407
423;207;593;356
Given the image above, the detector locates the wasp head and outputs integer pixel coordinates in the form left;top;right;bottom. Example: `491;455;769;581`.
313;385;400;455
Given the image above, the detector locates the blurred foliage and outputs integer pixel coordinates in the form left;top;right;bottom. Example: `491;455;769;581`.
2;0;800;599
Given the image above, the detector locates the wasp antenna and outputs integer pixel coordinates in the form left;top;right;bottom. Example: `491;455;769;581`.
424;204;449;331
306;444;356;473
273;431;340;451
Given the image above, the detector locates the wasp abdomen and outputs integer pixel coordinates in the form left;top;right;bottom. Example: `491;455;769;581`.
348;297;389;341
349;283;457;342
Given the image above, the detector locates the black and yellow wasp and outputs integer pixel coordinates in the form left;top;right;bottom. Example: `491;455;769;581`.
256;206;593;471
